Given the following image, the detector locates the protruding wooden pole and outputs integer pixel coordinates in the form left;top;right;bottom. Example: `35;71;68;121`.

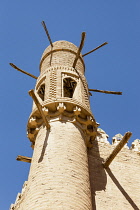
73;32;86;68
103;132;132;168
9;63;38;79
83;42;108;57
28;89;50;129
16;155;32;163
89;89;122;95
41;21;53;48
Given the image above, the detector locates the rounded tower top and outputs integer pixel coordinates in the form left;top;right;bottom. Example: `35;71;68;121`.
40;40;85;74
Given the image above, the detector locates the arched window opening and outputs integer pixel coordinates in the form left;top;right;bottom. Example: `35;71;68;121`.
38;84;45;101
63;77;77;98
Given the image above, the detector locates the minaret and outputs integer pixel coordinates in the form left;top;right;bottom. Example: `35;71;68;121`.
11;40;98;210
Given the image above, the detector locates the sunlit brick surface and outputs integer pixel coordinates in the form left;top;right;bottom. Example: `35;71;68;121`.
40;41;85;74
15;121;92;210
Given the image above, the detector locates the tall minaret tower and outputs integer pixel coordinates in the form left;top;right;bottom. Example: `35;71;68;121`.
11;36;98;209
11;24;140;210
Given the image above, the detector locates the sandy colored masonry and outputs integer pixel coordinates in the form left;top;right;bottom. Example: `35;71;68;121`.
10;41;140;210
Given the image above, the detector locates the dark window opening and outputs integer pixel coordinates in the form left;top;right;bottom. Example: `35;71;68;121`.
63;77;77;98
38;84;45;101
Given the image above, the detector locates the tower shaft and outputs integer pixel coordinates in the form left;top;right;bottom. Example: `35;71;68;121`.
19;122;92;209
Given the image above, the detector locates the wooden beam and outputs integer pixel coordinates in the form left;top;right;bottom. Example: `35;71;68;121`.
82;42;108;57
73;32;86;68
28;89;50;129
89;89;122;95
103;132;132;168
16;155;32;163
9;63;38;79
41;21;53;48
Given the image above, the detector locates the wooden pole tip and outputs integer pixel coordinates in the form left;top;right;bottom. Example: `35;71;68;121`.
28;89;34;96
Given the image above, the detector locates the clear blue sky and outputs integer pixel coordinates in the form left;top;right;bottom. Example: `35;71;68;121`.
0;1;140;209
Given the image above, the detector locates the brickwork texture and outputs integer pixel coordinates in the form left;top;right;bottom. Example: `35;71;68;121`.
88;140;140;210
14;121;92;210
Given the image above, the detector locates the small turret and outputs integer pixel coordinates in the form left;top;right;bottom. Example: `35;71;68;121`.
112;133;129;148
96;128;109;144
130;139;140;152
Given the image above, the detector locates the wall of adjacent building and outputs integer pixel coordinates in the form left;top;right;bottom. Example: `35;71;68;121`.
88;140;140;210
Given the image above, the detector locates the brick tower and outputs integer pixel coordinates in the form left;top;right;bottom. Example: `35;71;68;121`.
10;26;140;209
11;39;98;209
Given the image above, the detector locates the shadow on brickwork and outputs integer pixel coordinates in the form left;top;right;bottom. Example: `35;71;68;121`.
38;129;50;163
106;168;140;210
88;140;107;210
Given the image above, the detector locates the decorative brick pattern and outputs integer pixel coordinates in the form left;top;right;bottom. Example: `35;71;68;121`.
49;69;57;98
78;71;90;109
